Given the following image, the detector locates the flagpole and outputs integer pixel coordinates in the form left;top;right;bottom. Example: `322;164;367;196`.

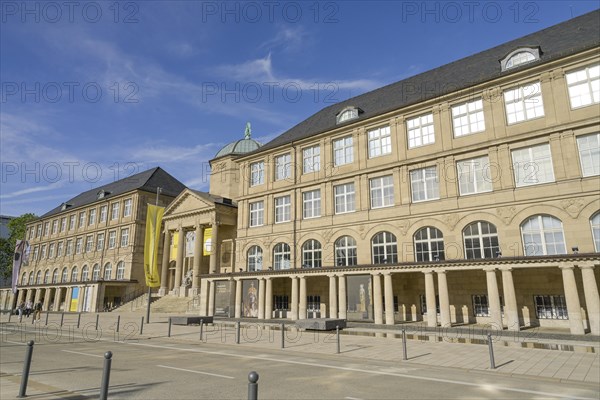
146;187;162;324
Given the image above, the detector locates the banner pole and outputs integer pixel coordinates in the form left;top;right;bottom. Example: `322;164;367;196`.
146;187;162;324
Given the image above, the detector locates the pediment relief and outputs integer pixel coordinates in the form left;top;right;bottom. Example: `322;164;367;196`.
164;190;215;217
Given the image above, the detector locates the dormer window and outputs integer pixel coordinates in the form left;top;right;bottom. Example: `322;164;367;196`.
336;106;361;124
501;47;541;71
97;190;111;199
60;202;72;211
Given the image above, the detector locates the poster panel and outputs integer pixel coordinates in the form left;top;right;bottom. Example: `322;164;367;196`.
242;279;259;318
70;287;80;312
214;281;232;316
346;274;373;321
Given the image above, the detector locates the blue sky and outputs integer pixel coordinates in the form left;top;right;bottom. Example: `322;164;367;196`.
1;1;598;217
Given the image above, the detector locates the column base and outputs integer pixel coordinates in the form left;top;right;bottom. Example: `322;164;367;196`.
179;287;188;297
158;287;167;296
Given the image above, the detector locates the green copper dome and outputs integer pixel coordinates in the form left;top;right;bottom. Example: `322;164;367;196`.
214;122;262;158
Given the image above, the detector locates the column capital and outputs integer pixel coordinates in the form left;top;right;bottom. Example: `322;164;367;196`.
382;271;392;276
499;266;514;272
558;263;575;270
578;263;596;270
422;269;435;275
436;269;447;275
483;267;497;272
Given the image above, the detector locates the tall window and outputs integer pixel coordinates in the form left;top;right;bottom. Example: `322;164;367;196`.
410;167;439;202
250;161;264;186
60;217;66;232
504;82;544;124
120;228;129;247
108;231;117;249
463;221;500;259
99;206;107;222
104;263;112;280
370;176;394;208
275;154;291;181
116;261;125;280
52;220;58;234
78;212;86;228
335;236;357;266
333;136;353;166
368;125;391;158
414;227;445;262
88;209;96;225
303;190;321;219
40;244;46;259
452;99;485;137
407;113;435;148
36;270;42;284
66;240;73;255
69;215;75;230
511;144;554;187
81;265;89;281
85;235;93;252
371;232;398;264
61;267;68;283
274;196;291;223
92;264;100;280
44;222;49;236
48;243;55;258
566;63;599;109
32;246;38;260
247;246;263;271
472;295;490;317
36;224;42;237
97;233;105;251
249;201;264;227
123;199;132;217
111;203;120;220
521;215;566;256
57;241;63;257
71;266;78;282
334;183;355;214
303;145;320;174
590;212;600;252
534;295;568;319
75;238;82;254
52;269;59;283
302;239;322;268
44;270;50;284
577;133;600;177
457;156;492;195
273;243;291;270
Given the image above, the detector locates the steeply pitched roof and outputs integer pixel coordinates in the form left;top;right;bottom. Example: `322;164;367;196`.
253;10;600;154
41;167;186;218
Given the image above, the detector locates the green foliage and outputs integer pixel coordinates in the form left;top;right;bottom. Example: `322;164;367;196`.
0;213;37;279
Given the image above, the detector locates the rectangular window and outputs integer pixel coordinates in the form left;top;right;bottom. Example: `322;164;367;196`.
419;294;440;315
407;113;435;148
60;217;66;232
303;145;321;174
472;294;490;317
504;82;544;124
44;222;49;236
57;241;63;257
51;220;58;234
333;136;353;166
273;295;290;311
48;243;55;258
110;203;120;220
120;228;129;247
249;201;264;227
303;189;321;219
566;63;599;109
108;231;117;249
307;295;321;312
370;176;394;208
78;212;86;228
69;215;75;230
274;196;291;223
123;199;132;217
457;156;493;195
577;133;600;177
40;244;46;259
75;237;82;254
534;295;568;320
36;224;41;237
511;144;555;187
410;167;439;202
85;235;93;252
250;161;265;186
275;154;291;181
66;240;73;255
88;209;96;225
99;206;107;222
334;183;355;214
452;99;485;137
97;233;105;251
33;246;38;260
368;125;392;158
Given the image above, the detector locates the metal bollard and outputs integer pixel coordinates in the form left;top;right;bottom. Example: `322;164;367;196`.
248;371;259;400
402;329;408;361
116;315;121;333
60;312;65;327
199;319;204;341
17;340;34;398
95;314;100;330
77;313;82;329
140;316;144;335
487;333;496;369
168;318;172;338
45;311;49;326
99;351;112;400
336;326;340;354
280;323;285;349
236;321;241;344
31;314;35;325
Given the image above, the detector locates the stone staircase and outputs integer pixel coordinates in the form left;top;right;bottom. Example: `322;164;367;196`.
148;295;195;313
111;293;199;314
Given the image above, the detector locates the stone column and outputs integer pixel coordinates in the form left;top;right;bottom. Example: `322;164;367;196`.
424;271;437;327
207;280;215;317
234;279;242;319
209;223;219;274
258;279;266;320
559;264;584;334
383;272;395;325
43;289;52;311
174;226;185;296
485;268;503;330
65;287;73;312
159;230;171;296
54;287;62;311
580;265;600;335
199;279;209;316
437;270;451;327
373;273;383;325
338;275;347;319
192;225;203;295
501;267;520;331
265;278;273;320
33;289;41;304
329;275;338;318
16;290;24;306
299;277;307;319
290;276;299;321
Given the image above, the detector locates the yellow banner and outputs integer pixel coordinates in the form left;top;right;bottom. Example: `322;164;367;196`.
170;232;179;261
70;287;79;311
203;228;212;256
144;204;165;287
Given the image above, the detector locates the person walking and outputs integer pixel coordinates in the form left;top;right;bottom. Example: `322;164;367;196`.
25;300;32;318
34;300;43;321
17;302;25;322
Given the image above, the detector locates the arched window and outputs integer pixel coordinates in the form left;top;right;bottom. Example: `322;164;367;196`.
506;51;536;69
36;271;42;284
81;265;89;281
43;270;50;284
463;221;500;259
302;240;322;268
371;232;398;264
52;269;59;283
521;215;566;256
336;107;359;124
273;243;291;270
29;271;34;285
61;267;68;283
590;212;600;252
71;266;78;282
247;246;263;272
21;272;27;285
335;236;357;266
414;227;445;262
104;262;112;280
116;261;125;280
92;264;100;281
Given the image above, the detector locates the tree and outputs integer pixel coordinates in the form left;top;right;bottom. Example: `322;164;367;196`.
0;213;37;280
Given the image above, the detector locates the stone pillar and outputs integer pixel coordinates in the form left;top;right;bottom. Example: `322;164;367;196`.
501;267;520;331
580;265;600;335
209;223;219;274
424;271;437;327
198;279;209;316
159;230;171;296
192;225;203;295
54;287;62;311
290;276;299;321
43;290;52;311
207;280;215;317
258;279;266;320
437;270;451;327
338;275;347;320
329;275;338;318
299;277;307;319
16;290;24;306
383;272;395;325
65;287;73;312
174;226;185;296
485;268;503;330
373;273;383;325
559;264;584;334
33;289;41;304
265;278;273;320
234;279;242;319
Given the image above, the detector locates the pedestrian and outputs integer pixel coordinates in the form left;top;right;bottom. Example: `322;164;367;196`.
25;301;32;318
34;300;43;321
17;301;24;322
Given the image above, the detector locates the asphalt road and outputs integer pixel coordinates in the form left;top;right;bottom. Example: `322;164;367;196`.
1;324;599;400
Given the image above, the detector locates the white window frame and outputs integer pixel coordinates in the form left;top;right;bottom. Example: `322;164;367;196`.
110;203;120;220
44;222;49;236
88;209;96;225
48;243;55;258
335;236;357;266
505;51;536;69
566;63;599;109
410;166;439;202
78;212;86;228
250;161;265;186
108;231;117;249
123;199;132;217
121;228;129;247
52;220;58;234
591;212;600;253
457;156;493;195
71;267;78;282
521;215;566;256
414;227;445;262
75;237;82;254
577;133;600;177
368;125;392;158
274;195;291;223
275;154;291;181
66;240;73;255
407;113;435;148
40;244;46;259
116;261;125;280
249;201;264;227
504;82;545;124
81;265;89;281
57;241;63;257
273;243;291;270
334;183;355;214
92;264;100;281
99;206;107;222
511;143;555;187
463;221;500;259
302;189;321;219
247;246;263;272
369;175;394;208
60;217;66;232
97;233;105;251
371;231;398;264
302;239;322;268
452;99;485;137
85;235;93;252
333;136;354;166
69;215;75;230
104;263;112;280
303;145;321;174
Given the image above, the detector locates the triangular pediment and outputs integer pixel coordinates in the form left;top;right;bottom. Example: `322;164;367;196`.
164;189;215;217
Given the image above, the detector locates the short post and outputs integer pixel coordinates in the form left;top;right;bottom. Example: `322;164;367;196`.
402;329;408;361
8;310;12;323
140;316;144;335
60;312;65;327
199;319;204;341
45;311;49;326
77;313;82;329
17;340;34;398
336;325;340;354
95;314;100;330
167;317;172;338
99;351;113;400
236;321;241;344
280;323;285;349
487;333;496;369
116;315;121;333
31;314;35;325
248;371;259;400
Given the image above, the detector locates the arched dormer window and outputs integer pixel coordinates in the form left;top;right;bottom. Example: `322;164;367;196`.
501;47;541;71
336;106;361;124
